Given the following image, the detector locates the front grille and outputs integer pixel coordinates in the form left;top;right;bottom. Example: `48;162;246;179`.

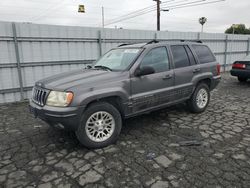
32;87;48;106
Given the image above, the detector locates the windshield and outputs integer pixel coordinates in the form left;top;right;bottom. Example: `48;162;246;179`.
94;48;141;71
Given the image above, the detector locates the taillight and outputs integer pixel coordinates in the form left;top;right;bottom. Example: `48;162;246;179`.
216;64;221;75
232;63;246;69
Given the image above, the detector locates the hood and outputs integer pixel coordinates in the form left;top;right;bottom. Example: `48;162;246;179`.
36;69;125;91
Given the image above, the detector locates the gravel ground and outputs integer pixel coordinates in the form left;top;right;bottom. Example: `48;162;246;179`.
0;73;250;188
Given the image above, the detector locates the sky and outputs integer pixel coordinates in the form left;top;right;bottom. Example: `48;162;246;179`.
0;0;249;33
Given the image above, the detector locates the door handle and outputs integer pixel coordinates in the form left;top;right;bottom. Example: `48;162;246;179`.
193;68;201;73
162;74;173;80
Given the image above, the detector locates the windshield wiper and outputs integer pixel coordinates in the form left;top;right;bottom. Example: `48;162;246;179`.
94;65;112;71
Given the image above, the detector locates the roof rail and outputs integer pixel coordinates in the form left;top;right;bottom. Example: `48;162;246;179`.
118;43;131;47
180;40;203;43
146;39;159;44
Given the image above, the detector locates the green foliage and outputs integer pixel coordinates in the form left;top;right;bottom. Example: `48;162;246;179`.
225;24;250;35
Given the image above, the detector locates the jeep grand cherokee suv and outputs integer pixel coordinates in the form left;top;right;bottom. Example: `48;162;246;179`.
29;40;221;148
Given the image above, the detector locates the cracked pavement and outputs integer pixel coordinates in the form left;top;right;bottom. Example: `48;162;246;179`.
0;73;250;188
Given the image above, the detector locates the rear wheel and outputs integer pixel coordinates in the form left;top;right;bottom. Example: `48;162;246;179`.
188;83;210;113
238;77;247;82
76;102;122;149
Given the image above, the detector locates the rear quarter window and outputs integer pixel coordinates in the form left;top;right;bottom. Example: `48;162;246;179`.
192;45;216;64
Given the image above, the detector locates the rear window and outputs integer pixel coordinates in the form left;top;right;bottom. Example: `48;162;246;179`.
192;45;216;64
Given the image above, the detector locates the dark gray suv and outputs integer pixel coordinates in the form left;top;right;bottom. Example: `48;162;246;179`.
29;40;221;148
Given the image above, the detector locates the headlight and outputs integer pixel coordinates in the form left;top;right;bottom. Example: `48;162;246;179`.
46;91;74;107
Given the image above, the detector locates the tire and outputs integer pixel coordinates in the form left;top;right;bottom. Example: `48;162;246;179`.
238;77;247;82
75;102;122;149
188;83;210;113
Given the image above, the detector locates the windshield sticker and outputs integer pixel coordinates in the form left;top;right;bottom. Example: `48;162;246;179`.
124;49;139;53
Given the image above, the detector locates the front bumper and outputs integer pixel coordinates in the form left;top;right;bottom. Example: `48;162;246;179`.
230;69;250;78
29;100;85;131
210;75;221;90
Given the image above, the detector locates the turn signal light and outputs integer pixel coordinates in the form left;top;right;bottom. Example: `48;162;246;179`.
66;92;74;105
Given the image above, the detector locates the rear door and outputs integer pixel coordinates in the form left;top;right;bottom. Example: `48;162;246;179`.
170;45;199;100
130;46;174;113
191;45;217;75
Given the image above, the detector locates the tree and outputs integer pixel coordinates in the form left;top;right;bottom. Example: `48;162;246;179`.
225;24;250;35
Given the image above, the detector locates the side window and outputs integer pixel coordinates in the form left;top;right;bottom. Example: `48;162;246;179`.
140;47;170;73
192;45;216;64
171;45;190;68
185;46;197;65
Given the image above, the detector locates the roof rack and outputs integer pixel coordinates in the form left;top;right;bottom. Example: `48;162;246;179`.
118;43;132;47
146;39;159;44
180;40;203;43
140;40;160;47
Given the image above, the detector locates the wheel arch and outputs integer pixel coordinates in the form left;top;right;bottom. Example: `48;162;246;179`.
196;78;212;89
84;96;125;118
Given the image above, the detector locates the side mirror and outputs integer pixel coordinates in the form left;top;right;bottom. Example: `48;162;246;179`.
135;66;155;77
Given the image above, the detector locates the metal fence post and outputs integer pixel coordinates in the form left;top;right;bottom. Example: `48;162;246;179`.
12;22;24;100
197;32;201;40
98;30;102;57
247;38;250;55
224;35;229;72
154;32;157;40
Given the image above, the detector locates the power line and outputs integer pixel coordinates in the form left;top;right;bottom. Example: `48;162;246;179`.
28;0;68;22
104;0;225;27
155;0;204;31
166;0;225;10
164;0;193;6
104;0;196;26
165;0;207;9
104;0;204;26
104;9;157;26
104;0;177;26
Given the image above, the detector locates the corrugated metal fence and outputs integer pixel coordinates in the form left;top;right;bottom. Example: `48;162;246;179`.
0;21;250;104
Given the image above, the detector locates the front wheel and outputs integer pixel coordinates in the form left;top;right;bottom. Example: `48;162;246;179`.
188;83;210;113
76;102;122;149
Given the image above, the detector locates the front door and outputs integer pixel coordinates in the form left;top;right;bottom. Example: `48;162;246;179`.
130;46;174;113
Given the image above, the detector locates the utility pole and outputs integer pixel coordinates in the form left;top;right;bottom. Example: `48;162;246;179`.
153;0;161;31
102;6;105;28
